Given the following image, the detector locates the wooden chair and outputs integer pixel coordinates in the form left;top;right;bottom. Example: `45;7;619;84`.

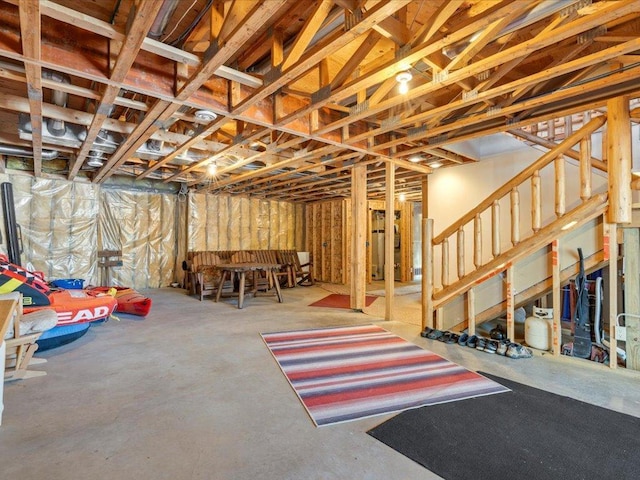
254;250;289;287
277;250;314;287
230;251;270;292
193;254;233;301
2;293;57;381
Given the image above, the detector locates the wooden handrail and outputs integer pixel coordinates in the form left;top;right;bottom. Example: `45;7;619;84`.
433;193;608;305
432;115;606;245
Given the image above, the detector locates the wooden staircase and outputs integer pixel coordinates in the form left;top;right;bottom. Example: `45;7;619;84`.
423;115;611;351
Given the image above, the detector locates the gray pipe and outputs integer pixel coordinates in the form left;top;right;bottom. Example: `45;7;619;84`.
0;144;59;160
42;70;70;137
148;0;180;40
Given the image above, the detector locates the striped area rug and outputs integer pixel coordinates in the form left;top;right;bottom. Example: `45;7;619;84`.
261;324;510;426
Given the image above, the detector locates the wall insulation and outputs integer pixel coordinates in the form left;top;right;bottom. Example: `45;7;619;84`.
187;192;304;252
0;173;304;290
6;175;99;283
99;188;176;289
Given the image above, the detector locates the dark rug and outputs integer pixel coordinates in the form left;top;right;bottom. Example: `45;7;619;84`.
308;293;377;309
368;372;640;480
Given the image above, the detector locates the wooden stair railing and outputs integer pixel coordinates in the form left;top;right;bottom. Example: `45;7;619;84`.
426;115;608;329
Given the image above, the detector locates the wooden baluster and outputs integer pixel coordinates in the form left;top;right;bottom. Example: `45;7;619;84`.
474;214;482;268
532;170;541;232
491;200;500;258
442;237;449;287
457;227;465;279
580;136;592;201
510;187;520;246
555;156;565;217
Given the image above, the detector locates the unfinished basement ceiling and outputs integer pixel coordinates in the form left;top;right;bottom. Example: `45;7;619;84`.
0;0;639;202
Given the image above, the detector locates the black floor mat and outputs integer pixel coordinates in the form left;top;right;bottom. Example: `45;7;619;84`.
368;372;640;480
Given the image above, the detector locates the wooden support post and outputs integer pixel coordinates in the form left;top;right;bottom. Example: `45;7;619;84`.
506;265;515;342
385;161;395;319
532;170;541;232
510;187;520;246
605;220;618;369
350;163;367;310
624;227;640;370
580;136;592;201
422;176;428;218
457;227;465;279
555;156;565;217
607;96;632;224
474;214;482;268
551;239;561;356
467;287;476;336
491;200;500;258
422;218;434;330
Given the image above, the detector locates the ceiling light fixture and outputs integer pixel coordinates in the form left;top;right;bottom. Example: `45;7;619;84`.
398;193;406;202
409;155;422;163
208;161;218;176
194;110;218;122
430;161;442;169
396;71;412;95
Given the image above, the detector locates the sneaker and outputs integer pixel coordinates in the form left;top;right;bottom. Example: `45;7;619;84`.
420;327;434;338
427;329;444;340
458;333;469;346
467;335;478;348
446;333;460;344
484;340;498;353
496;341;509;356
506;343;533;359
476;337;487;352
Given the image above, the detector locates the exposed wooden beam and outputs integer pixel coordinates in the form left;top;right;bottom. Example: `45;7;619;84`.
68;0;164;180
18;0;42;176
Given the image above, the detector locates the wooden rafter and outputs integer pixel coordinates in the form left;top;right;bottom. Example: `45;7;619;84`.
18;0;42;176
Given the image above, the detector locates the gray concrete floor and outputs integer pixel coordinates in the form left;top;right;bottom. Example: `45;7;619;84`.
2;284;640;480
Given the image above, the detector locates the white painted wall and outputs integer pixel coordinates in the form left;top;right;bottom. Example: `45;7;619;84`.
427;132;610;328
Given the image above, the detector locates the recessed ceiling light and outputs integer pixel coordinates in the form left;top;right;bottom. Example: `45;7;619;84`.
194;110;218;122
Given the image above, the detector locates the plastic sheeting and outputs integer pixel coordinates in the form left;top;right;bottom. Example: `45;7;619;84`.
187;191;304;251
4;175;100;284
99;189;176;289
0;172;304;290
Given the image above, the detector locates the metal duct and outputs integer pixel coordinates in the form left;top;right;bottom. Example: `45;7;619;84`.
42;70;71;137
148;0;180;40
0;144;59;160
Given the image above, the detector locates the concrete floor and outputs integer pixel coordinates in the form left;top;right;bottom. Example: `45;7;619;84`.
2;284;640;480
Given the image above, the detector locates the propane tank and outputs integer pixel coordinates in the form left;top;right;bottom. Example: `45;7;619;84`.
525;307;553;351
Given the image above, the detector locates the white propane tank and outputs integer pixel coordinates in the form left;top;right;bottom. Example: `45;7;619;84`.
525;307;553;351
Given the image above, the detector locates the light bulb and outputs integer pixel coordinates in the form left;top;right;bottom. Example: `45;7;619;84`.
208;162;217;175
395;71;412;95
398;193;406;202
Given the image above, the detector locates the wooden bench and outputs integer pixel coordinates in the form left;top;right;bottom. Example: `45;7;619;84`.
185;250;313;297
277;250;314;287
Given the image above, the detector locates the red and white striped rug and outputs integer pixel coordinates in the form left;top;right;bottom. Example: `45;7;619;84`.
261;324;510;426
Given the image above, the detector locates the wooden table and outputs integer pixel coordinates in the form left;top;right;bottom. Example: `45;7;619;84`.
214;263;283;309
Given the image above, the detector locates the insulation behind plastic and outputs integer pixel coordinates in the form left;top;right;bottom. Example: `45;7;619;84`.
0;173;305;290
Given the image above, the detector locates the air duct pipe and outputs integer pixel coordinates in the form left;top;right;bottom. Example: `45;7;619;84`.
42;70;71;137
0;145;59;160
148;0;180;40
